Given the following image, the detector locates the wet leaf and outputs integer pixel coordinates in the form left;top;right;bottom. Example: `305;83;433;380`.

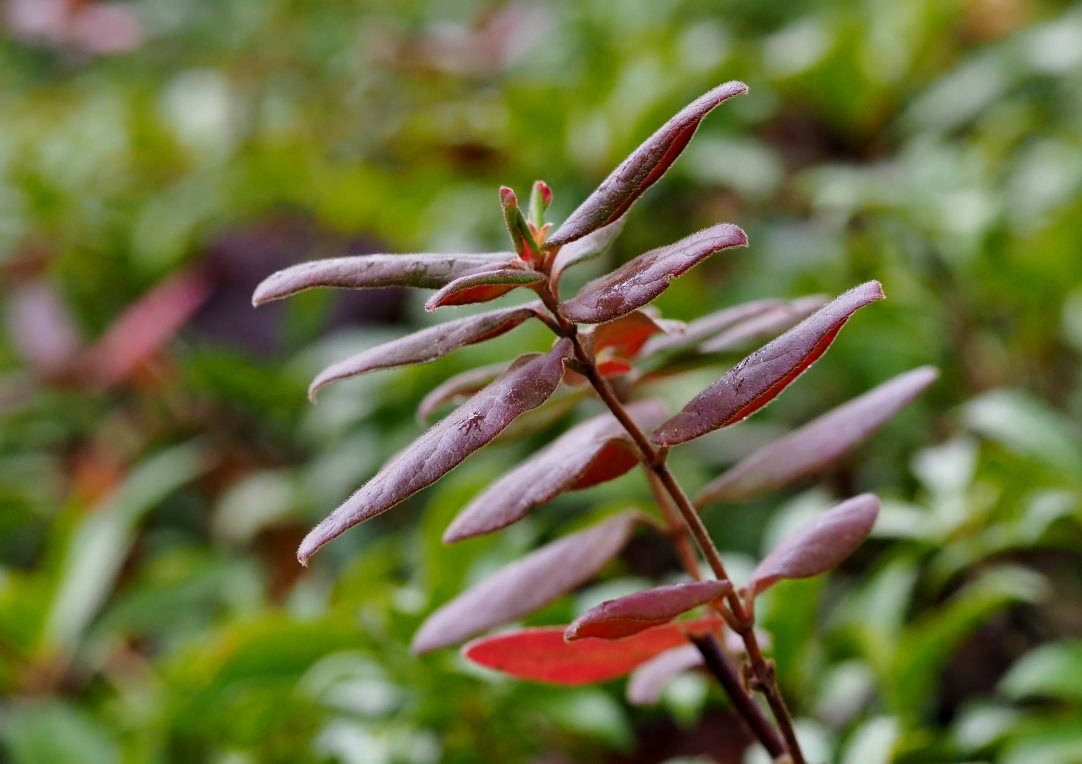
653;281;885;445
547;81;748;247
462;616;721;685
551;217;627;286
443;399;666;542
309;304;540;400
297;340;573;564
698;367;938;504
416;363;507;423
566;580;730;640
424;268;544;311
412;511;643;653
626;645;704;706
562;224;748;324
698;295;827;353
748;494;880;596
252;252;519;305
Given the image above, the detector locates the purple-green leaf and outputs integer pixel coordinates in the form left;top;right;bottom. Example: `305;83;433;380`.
297;340;573;564
551;217;627;287
528;180;553;228
252;253;519;305
416;363;507;423
697;367;939;505
309;304;541;401
412;511;643;654
627;645;704;706
562;224;748;324
652;281;885;446
547;81;749;248
748;493;880;596
698;295;827;354
500;186;542;262
424;268;544;311
565;580;731;640
442;399;666;543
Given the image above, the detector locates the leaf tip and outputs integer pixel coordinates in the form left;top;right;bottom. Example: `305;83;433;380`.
499;186;517;207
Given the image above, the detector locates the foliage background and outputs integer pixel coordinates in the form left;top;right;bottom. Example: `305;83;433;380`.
2;0;1081;762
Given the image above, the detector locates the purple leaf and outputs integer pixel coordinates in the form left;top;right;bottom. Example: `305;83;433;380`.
640;297;787;358
297;340;573;564
698;367;939;505
627;645;704;706
698;295;827;353
565;580;731;640
416;363;507;423
309;304;541;401
748;493;880;596
443;399;666;542
252;252;520;305
547;81;749;248
652;281;885;446
562;224;748;324
424;268;544;311
412;511;643;653
551;217;627;287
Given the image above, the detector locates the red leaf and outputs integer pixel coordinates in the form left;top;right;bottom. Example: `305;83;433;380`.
698;295;827;354
309;304;540;400
416;362;507;423
297;340;573;564
565;580;730;640
442;399;665;542
588;309;675;361
412;511;643;653
748;494;880;596
462;616;722;685
640;297;786;358
546;81;748;248
551;217;627;288
562;224;748;324
697;367;939;505
252;252;519;305
652;281;885;446
424;269;544;310
627;645;704;706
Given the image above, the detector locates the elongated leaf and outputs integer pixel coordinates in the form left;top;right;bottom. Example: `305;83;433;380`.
499;187;542;261
416;363;507;423
698;367;939;505
588;309;678;361
562;224;748;324
698;295;827;354
309;304;540;400
443;399;666;542
640;297;786;357
551;217;627;285
566;580;730;640
528;180;553;228
627;644;704;705
252;253;519;305
653;281;885;445
297;340;573;564
424;268;543;311
748;494;880;596
547;81;749;247
412;511;643;653
462;616;721;685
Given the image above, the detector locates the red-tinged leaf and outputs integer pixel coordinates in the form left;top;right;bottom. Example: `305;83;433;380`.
442;399;666;542
528;180;553;227
566;580;730;640
652;281;885;446
597;359;634;377
546;81;749;247
588;309;675;361
698;367;939;505
562;224;748;324
640;297;786;358
627;645;704;705
309;304;540;401
84;269;209;388
499;187;542;262
698;295;827;354
424;269;544;311
462;616;722;685
416;363;507;423
297;340;573;564
252;252;519;305
412;511;643;653
748;493;880;596
551;217;627;287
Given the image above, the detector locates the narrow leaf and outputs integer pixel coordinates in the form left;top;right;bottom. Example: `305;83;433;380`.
297;340;573;564
551;217;627;286
566;580;730;640
547;81;749;247
652;281;885;445
443;399;666;542
627;645;704;706
562;224;748;324
528;180;553;227
748;493;880;596
424;268;543;311
462;616;721;685
698;295;827;353
640;297;786;358
500;186;542;261
698;367;939;505
252;252;519;305
412;511;643;653
416;363;507;423
309;304;540;400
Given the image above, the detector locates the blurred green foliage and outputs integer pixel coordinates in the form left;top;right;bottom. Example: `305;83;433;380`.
2;0;1081;761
